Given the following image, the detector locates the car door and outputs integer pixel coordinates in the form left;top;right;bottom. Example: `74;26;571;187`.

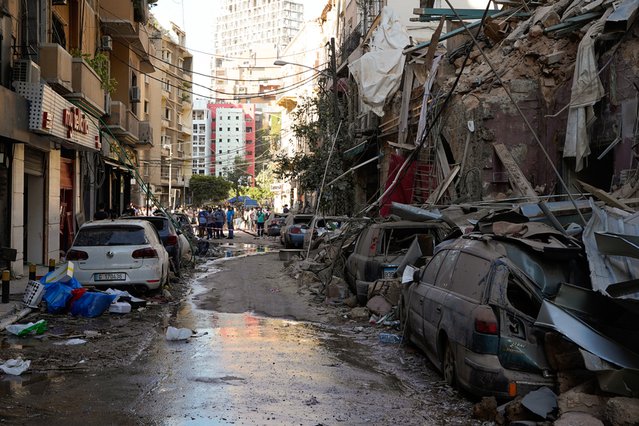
422;249;459;360
408;250;447;351
489;264;551;373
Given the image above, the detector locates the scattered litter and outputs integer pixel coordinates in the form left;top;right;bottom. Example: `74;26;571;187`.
105;288;147;308
304;396;320;406
379;332;402;344
22;280;45;308
53;338;87;346
165;326;193;341
0;358;30;375
353;326;364;333
109;302;132;314
83;330;100;338
5;320;47;336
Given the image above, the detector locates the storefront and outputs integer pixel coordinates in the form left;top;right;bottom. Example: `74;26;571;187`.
14;82;101;262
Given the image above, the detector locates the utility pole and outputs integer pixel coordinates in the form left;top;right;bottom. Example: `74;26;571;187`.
330;37;338;125
166;145;172;211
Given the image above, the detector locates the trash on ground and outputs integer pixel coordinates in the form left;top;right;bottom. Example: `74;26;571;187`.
379;333;402;344
22;280;45;308
70;291;117;318
165;326;193;341
109;302;132;314
0;358;31;375
5;319;47;336
53;338;87;346
521;386;558;419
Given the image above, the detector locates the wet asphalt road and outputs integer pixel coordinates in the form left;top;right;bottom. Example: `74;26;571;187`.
0;248;479;425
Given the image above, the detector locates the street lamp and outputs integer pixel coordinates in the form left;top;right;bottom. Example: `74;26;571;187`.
273;60;331;78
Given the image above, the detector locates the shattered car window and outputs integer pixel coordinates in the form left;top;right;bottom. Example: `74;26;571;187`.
435;249;459;289
504;244;590;296
74;226;149;246
506;273;542;318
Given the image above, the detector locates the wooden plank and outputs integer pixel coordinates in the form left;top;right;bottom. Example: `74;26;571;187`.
397;66;415;146
577;180;634;211
388;141;416;150
493;143;539;200
425;165;460;205
423;17;445;71
436;137;457;199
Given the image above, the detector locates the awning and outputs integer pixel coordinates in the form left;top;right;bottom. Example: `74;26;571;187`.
344;139;372;159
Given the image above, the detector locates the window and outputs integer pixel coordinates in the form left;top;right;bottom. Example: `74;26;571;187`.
164;107;172;120
435;250;460;288
448;253;491;301
246;127;253;132
421;251;447;285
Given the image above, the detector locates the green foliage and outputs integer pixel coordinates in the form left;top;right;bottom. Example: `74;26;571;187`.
189;174;232;206
71;50;117;94
225;156;252;198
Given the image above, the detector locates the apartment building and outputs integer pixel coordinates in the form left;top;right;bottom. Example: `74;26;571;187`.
148;23;194;211
191;99;213;176
210;103;256;181
0;0;170;276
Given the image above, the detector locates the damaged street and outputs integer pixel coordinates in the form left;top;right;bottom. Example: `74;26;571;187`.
0;236;479;425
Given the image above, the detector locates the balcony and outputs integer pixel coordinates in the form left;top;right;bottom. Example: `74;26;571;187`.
138;121;153;146
39;43;73;94
103;101;140;145
100;2;154;73
65;58;106;118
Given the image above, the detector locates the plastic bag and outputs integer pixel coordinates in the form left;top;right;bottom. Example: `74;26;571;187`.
43;282;74;314
5;320;48;336
165;326;193;341
70;292;116;318
0;358;30;375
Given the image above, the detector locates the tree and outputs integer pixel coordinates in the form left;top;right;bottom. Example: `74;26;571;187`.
189;175;232;206
225;156;251;198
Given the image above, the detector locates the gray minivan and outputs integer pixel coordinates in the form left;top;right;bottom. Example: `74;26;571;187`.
400;228;589;399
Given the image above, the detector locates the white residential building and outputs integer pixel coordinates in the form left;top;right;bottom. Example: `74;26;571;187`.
191;99;212;175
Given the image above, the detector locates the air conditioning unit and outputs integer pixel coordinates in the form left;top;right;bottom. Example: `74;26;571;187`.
100;35;113;52
130;86;141;103
12;60;41;84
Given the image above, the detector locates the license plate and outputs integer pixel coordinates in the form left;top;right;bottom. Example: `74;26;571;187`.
95;273;126;281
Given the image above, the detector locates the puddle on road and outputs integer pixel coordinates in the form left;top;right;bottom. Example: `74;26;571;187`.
212;242;270;258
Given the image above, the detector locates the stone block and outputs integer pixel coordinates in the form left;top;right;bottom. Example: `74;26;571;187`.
558;389;607;419
555;412;604;426
604;397;639;426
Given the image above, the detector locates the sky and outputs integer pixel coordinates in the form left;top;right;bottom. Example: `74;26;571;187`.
151;0;326;98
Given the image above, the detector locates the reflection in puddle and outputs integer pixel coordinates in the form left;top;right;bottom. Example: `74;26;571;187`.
210;242;270;258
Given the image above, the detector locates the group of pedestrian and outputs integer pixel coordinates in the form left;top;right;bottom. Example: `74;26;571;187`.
197;206;235;240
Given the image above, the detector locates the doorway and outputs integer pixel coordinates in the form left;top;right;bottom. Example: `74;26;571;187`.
24;174;45;265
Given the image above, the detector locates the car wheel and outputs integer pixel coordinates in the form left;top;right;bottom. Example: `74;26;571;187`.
442;340;457;387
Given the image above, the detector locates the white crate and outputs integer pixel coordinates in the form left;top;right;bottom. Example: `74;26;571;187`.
22;280;45;308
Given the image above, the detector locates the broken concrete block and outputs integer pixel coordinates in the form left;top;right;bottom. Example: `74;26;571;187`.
349;306;369;320
540;11;560;28
326;276;349;300
529;24;544;38
558;389;607;419
454;56;466;69
604;397;639;426
366;295;392;316
545;51;564;65
555;412;604;426
473;396;498;421
298;270;320;287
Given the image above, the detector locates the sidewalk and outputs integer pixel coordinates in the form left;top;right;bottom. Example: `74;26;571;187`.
0;264;51;329
0;233;282;328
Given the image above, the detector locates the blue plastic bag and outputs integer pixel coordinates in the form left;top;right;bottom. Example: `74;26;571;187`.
70;292;116;318
43;282;74;314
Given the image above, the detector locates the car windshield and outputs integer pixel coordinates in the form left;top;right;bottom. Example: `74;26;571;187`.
74;226;148;246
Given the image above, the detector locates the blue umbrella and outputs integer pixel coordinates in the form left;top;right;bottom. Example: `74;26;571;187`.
228;195;258;207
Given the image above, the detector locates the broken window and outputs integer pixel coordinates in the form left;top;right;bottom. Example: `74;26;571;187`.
506;272;541;318
435;249;460;289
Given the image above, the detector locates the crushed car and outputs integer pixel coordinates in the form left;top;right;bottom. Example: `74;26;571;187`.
345;219;452;304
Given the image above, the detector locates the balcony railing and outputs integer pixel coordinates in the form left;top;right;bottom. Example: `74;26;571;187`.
39;43;73;94
65;58;105;118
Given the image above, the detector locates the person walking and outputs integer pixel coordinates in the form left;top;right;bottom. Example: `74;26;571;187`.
226;206;235;239
256;207;266;238
197;208;208;237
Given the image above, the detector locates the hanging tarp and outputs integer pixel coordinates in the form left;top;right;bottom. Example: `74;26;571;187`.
348;7;410;117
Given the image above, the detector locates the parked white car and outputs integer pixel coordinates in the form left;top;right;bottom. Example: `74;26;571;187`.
66;220;170;291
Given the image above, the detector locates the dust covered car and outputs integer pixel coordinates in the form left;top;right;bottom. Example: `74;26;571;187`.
344;220;451;304
66;219;170;291
280;214;314;248
400;222;590;399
